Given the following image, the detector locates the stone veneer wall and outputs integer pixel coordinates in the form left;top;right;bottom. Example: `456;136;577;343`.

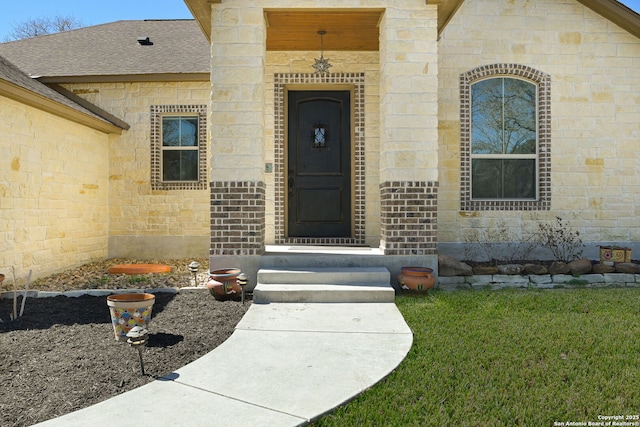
437;0;640;247
61;82;212;258
439;273;640;291
210;181;266;256
380;181;438;255
0;95;110;281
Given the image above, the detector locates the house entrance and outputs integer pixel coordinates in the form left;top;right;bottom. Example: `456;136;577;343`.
287;90;352;238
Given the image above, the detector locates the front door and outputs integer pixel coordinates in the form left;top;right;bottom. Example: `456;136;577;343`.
287;90;351;238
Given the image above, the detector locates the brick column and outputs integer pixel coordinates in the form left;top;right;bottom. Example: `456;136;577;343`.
209;3;266;256
380;181;438;255
378;3;439;255
210;182;265;256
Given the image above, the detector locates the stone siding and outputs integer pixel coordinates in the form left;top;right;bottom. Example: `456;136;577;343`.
437;0;640;247
63;81;211;258
213;0;440;254
0;96;109;280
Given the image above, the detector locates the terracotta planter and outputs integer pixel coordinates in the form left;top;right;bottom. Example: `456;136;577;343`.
398;267;436;292
206;268;242;301
108;264;171;274
107;293;155;341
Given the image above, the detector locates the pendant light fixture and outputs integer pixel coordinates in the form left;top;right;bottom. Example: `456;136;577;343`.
312;30;332;74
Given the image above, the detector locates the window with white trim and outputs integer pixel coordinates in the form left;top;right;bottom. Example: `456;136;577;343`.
471;77;537;199
161;115;199;182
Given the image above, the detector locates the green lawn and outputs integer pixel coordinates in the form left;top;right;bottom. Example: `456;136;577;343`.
314;288;640;426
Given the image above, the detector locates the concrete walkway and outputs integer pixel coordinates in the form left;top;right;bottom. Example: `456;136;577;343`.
35;301;413;426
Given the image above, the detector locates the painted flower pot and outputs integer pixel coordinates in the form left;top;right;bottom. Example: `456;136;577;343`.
599;246;632;265
107;293;155;342
398;267;436;292
206;268;242;301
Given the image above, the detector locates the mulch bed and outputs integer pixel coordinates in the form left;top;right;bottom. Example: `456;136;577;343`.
0;290;250;427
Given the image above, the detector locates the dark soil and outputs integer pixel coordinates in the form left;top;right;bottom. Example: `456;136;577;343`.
0;289;250;427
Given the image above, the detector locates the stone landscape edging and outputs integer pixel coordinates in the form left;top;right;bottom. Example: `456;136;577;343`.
438;273;640;291
0;287;211;299
2;275;640;299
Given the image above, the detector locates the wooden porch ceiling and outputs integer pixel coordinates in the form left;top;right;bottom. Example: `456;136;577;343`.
264;9;384;51
184;1;465;46
185;1;640;47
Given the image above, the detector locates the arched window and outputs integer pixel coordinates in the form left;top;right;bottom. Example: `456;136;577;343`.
460;64;550;211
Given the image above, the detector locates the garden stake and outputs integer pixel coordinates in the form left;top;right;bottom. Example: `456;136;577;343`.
19;270;31;317
0;273;3;322
11;266;17;321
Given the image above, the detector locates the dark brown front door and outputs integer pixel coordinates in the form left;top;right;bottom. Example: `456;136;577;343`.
287;90;351;238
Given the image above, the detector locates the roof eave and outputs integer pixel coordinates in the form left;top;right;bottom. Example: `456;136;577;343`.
577;0;640;39
0;80;124;135
37;73;211;84
184;0;216;42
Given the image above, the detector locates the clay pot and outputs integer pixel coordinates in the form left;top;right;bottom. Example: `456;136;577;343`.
206;268;242;301
106;293;155;341
397;267;436;292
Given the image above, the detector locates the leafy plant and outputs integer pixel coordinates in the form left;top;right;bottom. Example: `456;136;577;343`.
127;275;150;286
87;276;109;289
536;216;583;262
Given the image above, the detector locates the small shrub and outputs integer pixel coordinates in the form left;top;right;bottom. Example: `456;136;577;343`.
463;220;538;264
536;217;583;262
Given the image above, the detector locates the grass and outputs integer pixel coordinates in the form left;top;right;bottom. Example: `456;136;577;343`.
314;288;640;426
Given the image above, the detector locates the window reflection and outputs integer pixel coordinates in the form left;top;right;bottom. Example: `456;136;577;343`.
161;116;199;182
471;77;537;199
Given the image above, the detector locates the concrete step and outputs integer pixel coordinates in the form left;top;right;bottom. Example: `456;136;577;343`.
254;267;394;304
257;267;390;285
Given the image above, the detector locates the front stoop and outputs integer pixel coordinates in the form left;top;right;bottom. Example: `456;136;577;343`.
254;267;394;303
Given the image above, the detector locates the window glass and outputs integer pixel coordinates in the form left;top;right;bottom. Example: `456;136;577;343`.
162;150;198;181
471;77;537;199
472;159;536;199
162;117;198;147
161;116;199;182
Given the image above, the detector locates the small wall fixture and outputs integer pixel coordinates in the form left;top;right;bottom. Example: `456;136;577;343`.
137;37;153;46
312;31;332;74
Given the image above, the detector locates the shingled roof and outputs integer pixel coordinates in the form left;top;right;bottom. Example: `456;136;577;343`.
0;54;126;133
0;20;210;83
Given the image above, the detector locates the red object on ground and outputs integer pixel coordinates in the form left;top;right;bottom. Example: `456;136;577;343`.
108;264;172;275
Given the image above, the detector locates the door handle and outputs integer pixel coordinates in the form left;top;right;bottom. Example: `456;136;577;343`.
288;176;294;197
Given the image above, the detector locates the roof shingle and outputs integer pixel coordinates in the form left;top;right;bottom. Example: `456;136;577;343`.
0;53;118;127
0;20;210;80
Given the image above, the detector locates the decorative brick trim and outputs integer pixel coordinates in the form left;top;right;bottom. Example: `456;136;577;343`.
380;181;438;255
274;73;366;245
151;105;208;191
460;64;551;211
210;181;265;256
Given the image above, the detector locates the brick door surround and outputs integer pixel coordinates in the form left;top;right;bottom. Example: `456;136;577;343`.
273;73;366;246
